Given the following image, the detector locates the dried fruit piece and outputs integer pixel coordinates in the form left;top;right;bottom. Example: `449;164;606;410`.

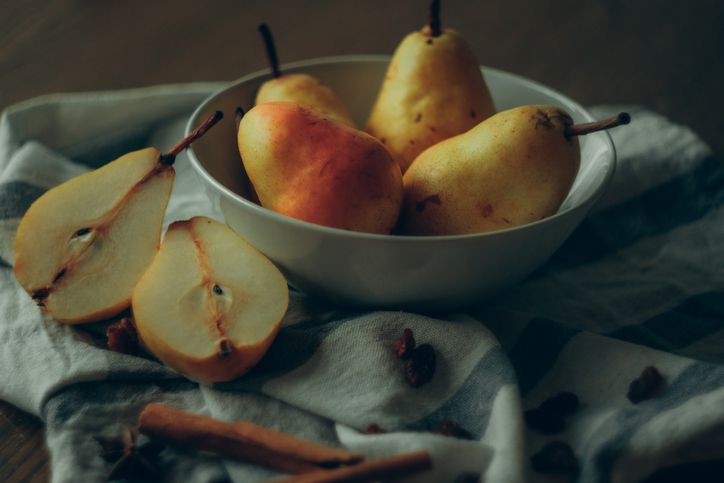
106;317;139;354
365;423;387;434
524;408;565;435
627;366;664;404
530;441;579;475
539;392;579;415
404;344;436;387
436;419;473;440
394;328;416;359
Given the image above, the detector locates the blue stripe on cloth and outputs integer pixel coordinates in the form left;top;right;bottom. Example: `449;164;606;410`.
0;181;46;219
405;346;515;439
607;291;724;353
44;379;198;424
548;156;724;270
215;314;355;392
507;318;579;396
581;360;724;482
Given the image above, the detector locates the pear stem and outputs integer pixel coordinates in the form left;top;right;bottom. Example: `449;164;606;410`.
235;107;245;131
566;112;631;138
161;111;223;164
428;0;442;37
258;23;281;78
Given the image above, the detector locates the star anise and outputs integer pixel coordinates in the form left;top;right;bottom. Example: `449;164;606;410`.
96;428;164;481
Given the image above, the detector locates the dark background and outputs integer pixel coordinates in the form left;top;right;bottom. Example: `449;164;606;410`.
1;1;723;481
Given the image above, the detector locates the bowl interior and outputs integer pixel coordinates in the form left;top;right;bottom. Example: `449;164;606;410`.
187;55;614;236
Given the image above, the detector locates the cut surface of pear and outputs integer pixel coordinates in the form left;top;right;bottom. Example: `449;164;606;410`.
367;26;495;173
238;102;403;234
132;216;289;383
256;73;355;127
13;148;174;323
400;105;580;236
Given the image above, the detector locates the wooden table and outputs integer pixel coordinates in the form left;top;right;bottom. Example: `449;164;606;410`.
1;1;722;481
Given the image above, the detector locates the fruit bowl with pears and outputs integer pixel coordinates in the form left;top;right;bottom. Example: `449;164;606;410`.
186;20;626;311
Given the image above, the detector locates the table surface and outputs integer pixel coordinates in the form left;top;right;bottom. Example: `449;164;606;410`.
1;1;723;481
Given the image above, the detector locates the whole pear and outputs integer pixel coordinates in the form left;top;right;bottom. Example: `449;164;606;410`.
255;24;354;127
400;105;630;235
366;1;494;173
237;102;403;234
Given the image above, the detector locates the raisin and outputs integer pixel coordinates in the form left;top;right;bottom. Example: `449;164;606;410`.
627;366;664;404
365;423;386;434
539;392;580;415
107;318;139;354
436;419;473;440
530;441;579;475
405;344;436;387
393;328;416;359
524;408;565;435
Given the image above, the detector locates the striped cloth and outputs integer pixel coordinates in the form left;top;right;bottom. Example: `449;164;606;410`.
0;84;722;483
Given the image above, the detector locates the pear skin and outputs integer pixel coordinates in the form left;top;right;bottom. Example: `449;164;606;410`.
400;105;580;236
255;24;354;127
256;73;354;127
367;27;495;173
238;102;403;234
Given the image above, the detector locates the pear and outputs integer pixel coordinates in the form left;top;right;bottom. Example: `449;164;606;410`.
237;102;403;234
132;216;289;383
400;106;630;235
254;23;354;127
12;112;223;323
366;0;495;173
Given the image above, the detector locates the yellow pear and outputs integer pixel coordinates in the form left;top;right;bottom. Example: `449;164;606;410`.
255;23;354;127
366;0;495;173
12;112;223;323
237;102;403;234
133;217;288;383
400;106;630;235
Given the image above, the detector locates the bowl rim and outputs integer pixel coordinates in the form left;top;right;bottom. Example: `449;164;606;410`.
186;54;617;243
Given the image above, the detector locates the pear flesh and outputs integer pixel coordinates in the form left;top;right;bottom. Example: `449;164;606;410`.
13;148;174;323
256;73;355;127
238;102;403;234
367;27;495;173
400;105;580;236
132;216;289;383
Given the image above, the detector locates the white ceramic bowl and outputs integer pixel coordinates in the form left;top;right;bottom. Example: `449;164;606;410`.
186;55;616;310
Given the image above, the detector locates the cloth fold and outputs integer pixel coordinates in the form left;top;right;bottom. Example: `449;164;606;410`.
1;83;722;483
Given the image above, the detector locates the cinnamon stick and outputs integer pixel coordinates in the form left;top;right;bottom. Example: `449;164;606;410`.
138;403;363;474
271;450;433;483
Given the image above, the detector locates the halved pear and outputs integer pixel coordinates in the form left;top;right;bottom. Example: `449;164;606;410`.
12;112;223;323
132;217;289;383
13;148;174;323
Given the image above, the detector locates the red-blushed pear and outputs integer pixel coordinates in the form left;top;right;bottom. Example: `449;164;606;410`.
400;106;631;235
237;102;403;234
132;216;289;383
254;23;355;127
367;0;495;173
12;112;223;323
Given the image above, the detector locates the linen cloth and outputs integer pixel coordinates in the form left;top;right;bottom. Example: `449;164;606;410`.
0;83;722;483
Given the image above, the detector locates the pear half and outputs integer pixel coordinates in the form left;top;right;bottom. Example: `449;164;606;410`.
132;217;289;383
13;148;174;323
